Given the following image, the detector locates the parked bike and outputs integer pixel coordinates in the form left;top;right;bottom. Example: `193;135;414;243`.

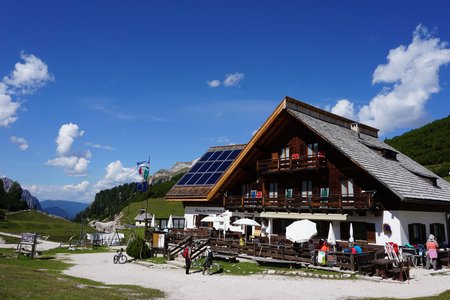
113;248;128;264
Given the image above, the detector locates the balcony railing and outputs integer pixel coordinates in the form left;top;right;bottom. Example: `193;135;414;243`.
223;193;374;211
257;155;327;174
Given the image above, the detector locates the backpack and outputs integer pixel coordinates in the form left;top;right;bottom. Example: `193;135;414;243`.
182;247;189;258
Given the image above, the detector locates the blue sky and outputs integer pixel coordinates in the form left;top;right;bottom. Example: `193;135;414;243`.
1;1;449;203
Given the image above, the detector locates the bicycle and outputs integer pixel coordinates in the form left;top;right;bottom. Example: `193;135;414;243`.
113;248;128;264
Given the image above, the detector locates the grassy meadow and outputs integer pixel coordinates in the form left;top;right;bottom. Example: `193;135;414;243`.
0;248;164;299
120;197;184;225
0;210;93;243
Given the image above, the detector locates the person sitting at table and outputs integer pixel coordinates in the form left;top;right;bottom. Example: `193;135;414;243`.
426;234;439;270
321;241;330;252
351;244;363;254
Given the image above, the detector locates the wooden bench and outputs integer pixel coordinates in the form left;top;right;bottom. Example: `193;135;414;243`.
386;261;410;281
355;253;375;275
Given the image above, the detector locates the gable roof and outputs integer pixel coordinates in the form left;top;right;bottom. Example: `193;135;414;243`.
168;96;450;204
134;212;152;221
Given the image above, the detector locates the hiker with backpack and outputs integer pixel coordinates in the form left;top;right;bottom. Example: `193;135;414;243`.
182;242;192;274
203;246;214;275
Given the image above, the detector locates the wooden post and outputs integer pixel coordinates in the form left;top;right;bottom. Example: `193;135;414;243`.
350;253;356;271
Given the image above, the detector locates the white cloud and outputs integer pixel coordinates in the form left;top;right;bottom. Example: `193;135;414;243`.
3;52;54;95
223;72;245;87
0;85;20;127
93;160;141;192
330;24;450;134
330;99;357;120
47;123;90;176
214;136;232;144
0;53;52;127
26;183;93;203
85;142;114;150
207;79;221;88
56;123;84;156
46;155;90;176
63;180;90;192
10;136;29;150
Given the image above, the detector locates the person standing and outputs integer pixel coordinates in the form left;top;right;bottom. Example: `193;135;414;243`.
183;242;192;274
426;234;439;270
203;246;213;275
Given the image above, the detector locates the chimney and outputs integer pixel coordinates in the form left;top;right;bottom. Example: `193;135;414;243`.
350;123;361;138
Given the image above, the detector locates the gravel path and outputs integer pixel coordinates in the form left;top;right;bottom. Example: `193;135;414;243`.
62;252;450;300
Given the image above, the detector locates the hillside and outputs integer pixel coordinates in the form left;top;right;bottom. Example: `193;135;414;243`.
0;210;93;242
74;172;185;223
385;116;450;165
120;198;184;225
385;115;450;180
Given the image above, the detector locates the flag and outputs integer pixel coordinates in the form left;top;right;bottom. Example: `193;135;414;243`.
137;157;150;181
136;181;147;192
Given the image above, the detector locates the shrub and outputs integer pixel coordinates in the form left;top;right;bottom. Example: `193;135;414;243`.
126;236;152;259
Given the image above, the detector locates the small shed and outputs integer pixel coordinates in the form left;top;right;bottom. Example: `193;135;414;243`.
134;209;152;227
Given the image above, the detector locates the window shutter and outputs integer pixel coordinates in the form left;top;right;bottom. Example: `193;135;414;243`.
366;223;376;243
420;224;426;243
408;224;414;244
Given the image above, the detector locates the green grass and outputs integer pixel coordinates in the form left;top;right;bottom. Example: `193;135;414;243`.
42;246;112;257
0;210;94;243
120;198;184;225
0;248;164;299
0;234;21;244
145;256;167;264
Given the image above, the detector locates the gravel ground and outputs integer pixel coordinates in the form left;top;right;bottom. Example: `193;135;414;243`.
62;252;450;300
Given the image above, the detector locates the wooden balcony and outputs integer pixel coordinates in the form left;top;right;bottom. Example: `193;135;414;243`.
223;193;374;212
257;155;327;174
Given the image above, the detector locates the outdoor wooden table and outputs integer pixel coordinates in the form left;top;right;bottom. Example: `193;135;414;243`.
372;258;393;278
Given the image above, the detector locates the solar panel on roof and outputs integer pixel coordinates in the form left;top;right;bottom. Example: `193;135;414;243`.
228;149;240;159
209;151;222;161
217;150;232;160
199;152;214;162
176;148;242;186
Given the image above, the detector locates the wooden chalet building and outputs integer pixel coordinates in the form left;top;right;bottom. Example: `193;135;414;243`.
166;96;450;246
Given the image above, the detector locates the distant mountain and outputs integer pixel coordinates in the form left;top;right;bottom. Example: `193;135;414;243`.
151;159;197;184
1;177;42;211
40;200;89;220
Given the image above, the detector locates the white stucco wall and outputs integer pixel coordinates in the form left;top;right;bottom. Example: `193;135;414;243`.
348;210;448;245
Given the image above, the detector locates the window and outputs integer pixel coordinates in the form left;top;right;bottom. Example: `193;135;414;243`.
280;146;289;160
430;223;445;242
339;222;375;242
173;218;185;229
242;184;250;197
301;180;312;197
340;178;354;197
307;143;318;156
408;223;426;244
269;182;278;198
285;188;293;198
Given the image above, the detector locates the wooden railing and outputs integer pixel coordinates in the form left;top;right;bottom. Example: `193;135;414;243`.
257;155;327;174
223;193;373;211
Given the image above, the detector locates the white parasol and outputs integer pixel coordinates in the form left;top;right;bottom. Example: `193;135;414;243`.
150;214;156;228
233;218;260;226
167;214;173;229
327;223;337;246
349;223;354;242
286;219;317;243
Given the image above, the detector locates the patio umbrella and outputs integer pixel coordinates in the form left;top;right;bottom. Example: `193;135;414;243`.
167;214;173;229
201;215;225;238
150;214;156;228
233;218;260;226
327;223;337;250
349;223;354;243
201;215;225;223
233;218;260;241
286;219;317;243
